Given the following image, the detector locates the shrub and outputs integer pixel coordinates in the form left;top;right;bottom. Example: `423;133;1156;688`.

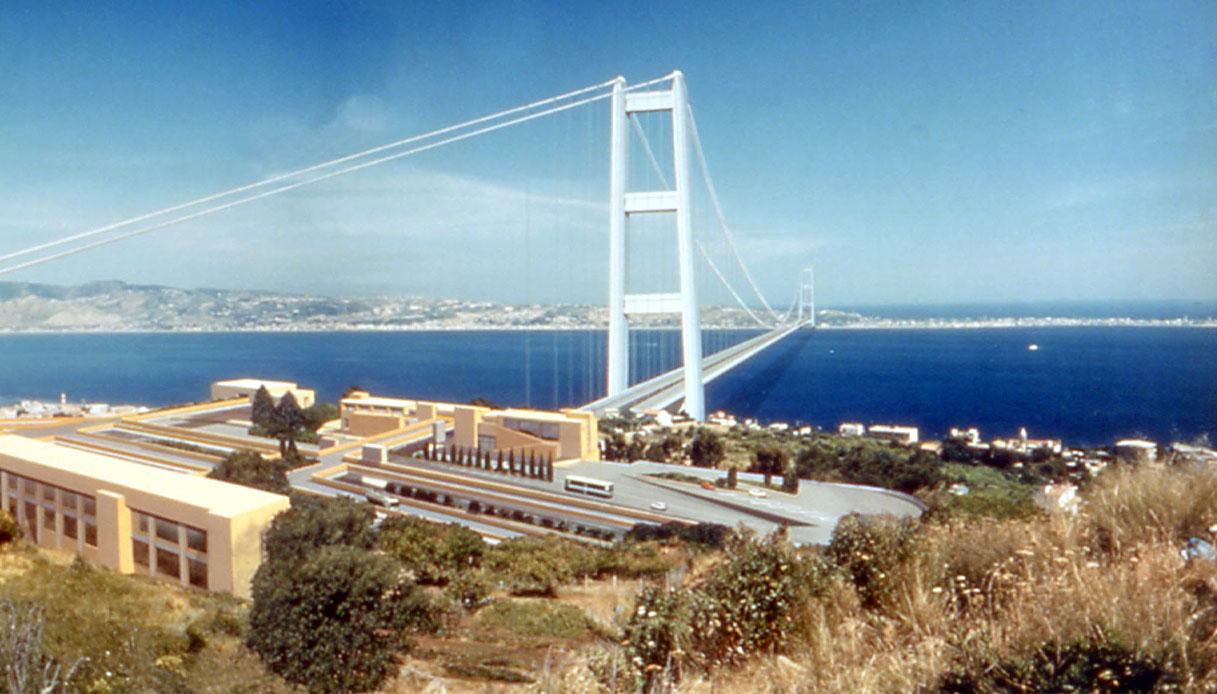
0;509;21;546
614;532;823;690
262;494;376;564
378;516;444;584
0;600;83;693
476;599;591;639
207;450;291;494
443;570;491;610
826;513;920;609
247;545;433;694
941;630;1176;693
625;521;733;549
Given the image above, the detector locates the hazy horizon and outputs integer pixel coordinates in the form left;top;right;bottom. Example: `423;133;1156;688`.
2;2;1214;307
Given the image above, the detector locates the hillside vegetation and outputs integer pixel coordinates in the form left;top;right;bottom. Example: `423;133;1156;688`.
0;462;1214;692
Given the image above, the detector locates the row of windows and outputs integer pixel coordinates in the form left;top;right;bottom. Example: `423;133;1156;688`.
131;538;207;588
3;472;98;548
131;510;208;590
501;418;560;441
132;511;206;553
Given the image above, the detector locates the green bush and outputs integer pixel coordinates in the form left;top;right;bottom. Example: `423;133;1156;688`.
443;570;491;610
207;450;291;494
247;545;434;694
475;599;591;639
625;522;733;549
615;532;823;691
940;631;1175;693
691;533;823;665
263;495;377;564
826;513;919;608
0;509;21;545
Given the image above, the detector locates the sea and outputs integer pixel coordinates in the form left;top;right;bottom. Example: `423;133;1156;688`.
0;303;1213;448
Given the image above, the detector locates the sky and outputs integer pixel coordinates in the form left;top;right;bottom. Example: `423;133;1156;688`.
0;0;1214;308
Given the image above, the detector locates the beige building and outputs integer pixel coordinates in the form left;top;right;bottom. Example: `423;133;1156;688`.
210;378;315;408
0;435;289;598
340;392;599;461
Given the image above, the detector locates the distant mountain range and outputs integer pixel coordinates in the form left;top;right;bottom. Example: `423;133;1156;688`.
0;280;775;332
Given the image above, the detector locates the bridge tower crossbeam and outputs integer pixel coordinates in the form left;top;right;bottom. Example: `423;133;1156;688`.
606;72;706;421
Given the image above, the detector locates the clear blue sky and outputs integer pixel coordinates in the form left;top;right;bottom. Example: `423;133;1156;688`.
1;1;1214;307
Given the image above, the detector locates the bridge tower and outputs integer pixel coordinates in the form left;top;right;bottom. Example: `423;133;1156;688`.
798;266;815;326
606;72;706;421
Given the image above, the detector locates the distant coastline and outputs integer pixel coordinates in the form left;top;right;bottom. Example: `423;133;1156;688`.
0;318;1214;334
0;280;1212;333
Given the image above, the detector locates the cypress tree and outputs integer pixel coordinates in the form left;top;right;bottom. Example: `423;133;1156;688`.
497;451;504;472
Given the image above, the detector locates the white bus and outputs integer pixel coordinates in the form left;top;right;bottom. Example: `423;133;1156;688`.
564;475;614;498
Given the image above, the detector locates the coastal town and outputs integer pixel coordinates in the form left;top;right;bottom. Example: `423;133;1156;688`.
0;280;1213;333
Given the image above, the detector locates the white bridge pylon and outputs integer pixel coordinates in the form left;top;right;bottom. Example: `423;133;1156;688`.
606;72;706;420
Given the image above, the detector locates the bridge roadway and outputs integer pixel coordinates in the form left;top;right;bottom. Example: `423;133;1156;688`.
583;322;805;417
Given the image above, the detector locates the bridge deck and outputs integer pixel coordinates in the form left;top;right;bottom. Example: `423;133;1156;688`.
584;322;805;417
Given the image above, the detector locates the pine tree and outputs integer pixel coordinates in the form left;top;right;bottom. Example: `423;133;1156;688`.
251;386;276;432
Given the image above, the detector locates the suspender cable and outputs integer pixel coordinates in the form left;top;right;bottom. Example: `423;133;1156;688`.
0;78;621;266
686;105;779;322
0;89;617;277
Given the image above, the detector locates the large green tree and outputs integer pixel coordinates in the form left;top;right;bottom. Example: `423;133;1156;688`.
250;385;276;434
272;391;306;457
753;445;787;487
262;495;377;565
689;429;726;468
207;450;290;494
247;545;429;694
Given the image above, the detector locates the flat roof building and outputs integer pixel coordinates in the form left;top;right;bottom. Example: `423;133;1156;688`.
867;424;920;445
0;435;289;598
210;378;315;408
340;392;599;461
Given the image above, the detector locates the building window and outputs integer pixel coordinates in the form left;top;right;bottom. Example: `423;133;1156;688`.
63;515;77;540
84;522;97;548
23;503;36;543
540;423;560;440
134;512;149;535
41;485;55;503
477;435;497;451
155;518;177;544
62;492;77;511
82;496;96;518
22;479;35;497
156;547;180;580
133;539;150;567
187;558;207;589
5;475;15;491
42;507;54;530
185;526;206;553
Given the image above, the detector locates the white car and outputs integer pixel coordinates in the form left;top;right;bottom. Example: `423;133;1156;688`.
365;490;399;507
650;501;668;511
748;488;768;498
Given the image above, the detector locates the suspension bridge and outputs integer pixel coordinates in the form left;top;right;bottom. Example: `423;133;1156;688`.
1;71;815;421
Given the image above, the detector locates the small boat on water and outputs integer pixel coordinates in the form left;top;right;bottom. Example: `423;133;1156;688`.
1028;344;1039;351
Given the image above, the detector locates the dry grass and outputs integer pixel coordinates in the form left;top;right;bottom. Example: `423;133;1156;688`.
535;463;1217;693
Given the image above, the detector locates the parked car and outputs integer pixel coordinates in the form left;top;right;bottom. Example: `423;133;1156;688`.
650;501;668;511
699;480;715;490
365;490;399;507
748;488;768;498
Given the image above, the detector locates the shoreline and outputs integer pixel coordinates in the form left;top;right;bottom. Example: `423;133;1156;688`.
0;319;1213;335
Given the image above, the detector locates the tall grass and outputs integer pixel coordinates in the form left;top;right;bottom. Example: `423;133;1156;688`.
548;463;1217;693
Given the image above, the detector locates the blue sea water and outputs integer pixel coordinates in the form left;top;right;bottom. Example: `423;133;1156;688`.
0;327;1212;447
